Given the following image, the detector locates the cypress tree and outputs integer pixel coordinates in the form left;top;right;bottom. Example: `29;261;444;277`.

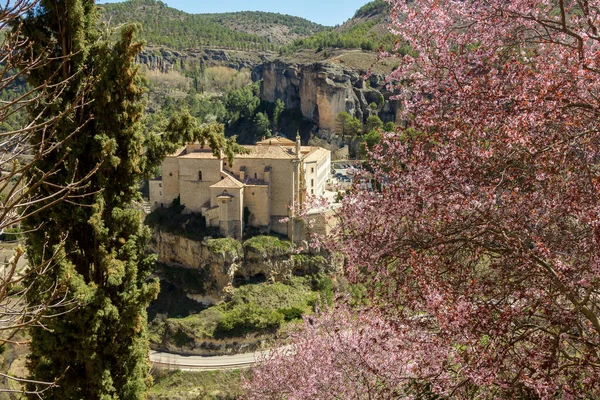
22;1;158;398
20;2;245;397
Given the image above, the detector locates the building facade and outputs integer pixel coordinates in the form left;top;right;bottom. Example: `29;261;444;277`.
149;136;331;240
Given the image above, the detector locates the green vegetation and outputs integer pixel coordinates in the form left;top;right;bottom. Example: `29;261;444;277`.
288;20;399;52
215;303;285;337
253;111;272;139
213;11;326;37
22;2;159;397
335;111;362;141
205;238;243;257
0;332;29;396
100;0;327;50
273;99;285;132
243;235;294;255
150;369;248;400
0;77;29;134
0;227;21;242
143;77;281;146
150;277;317;345
100;0;406;58
21;2;245;397
360;129;383;158
334;111;396;158
353;0;391;19
366;115;383;132
225;81;261;122
292;254;329;274
315;274;334;306
145;197;220;241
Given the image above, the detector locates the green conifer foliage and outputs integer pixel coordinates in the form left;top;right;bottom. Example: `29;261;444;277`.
21;2;158;398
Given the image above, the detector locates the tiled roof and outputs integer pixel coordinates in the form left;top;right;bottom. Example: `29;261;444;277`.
210;174;244;189
180;149;219;159
303;147;330;163
175;144;329;162
256;136;296;146
236;145;297;159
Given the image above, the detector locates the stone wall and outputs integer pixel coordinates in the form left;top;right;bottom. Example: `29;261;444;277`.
149;179;163;210
244;185;270;228
160;157;180;206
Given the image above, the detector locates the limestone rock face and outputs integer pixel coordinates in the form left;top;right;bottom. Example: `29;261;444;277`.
253;61;401;131
150;232;331;300
150;232;243;302
242;241;296;283
135;48;271;73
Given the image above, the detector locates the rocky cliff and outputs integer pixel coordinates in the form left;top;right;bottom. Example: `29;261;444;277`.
149;232;331;303
135;47;273;73
135;47;401;136
253;60;402;132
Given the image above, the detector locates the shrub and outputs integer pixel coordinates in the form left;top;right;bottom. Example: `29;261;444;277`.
205;237;242;257
243;235;293;255
215;303;284;337
0;227;21;241
313;273;334;307
278;307;303;321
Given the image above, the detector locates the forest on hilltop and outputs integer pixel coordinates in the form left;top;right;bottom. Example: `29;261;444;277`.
99;0;328;50
100;0;399;54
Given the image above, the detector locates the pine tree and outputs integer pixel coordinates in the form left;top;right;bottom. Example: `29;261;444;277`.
21;2;158;398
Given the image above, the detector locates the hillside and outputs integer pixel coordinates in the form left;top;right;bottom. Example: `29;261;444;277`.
284;0;398;53
99;0;328;49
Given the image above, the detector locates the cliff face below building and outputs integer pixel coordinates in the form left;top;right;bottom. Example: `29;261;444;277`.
253;60;402;132
149;231;331;303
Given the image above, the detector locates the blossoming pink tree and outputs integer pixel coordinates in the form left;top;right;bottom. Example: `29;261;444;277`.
245;1;600;398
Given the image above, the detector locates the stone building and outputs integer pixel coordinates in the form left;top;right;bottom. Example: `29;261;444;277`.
149;135;331;240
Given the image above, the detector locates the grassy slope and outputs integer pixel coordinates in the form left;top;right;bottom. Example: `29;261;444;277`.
150;369;249;400
285;0;398;53
149;277;318;346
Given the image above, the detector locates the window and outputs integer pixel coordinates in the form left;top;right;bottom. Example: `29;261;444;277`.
159;183;162;188
254;172;257;179
198;171;203;181
311;167;314;173
311;179;314;187
159;191;162;196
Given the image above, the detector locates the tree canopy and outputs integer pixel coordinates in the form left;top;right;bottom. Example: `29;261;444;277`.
99;0;327;50
19;1;240;397
245;0;600;398
22;1;158;396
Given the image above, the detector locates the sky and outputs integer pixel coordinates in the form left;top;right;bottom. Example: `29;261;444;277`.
96;0;371;26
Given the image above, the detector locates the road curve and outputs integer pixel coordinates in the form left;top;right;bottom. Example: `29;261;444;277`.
150;349;267;371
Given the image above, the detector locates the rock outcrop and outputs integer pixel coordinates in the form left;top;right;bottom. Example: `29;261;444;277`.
253;60;402;132
149;232;331;302
135;47;401;137
135;48;272;73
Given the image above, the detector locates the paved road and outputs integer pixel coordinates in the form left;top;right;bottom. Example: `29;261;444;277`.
150;349;267;371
